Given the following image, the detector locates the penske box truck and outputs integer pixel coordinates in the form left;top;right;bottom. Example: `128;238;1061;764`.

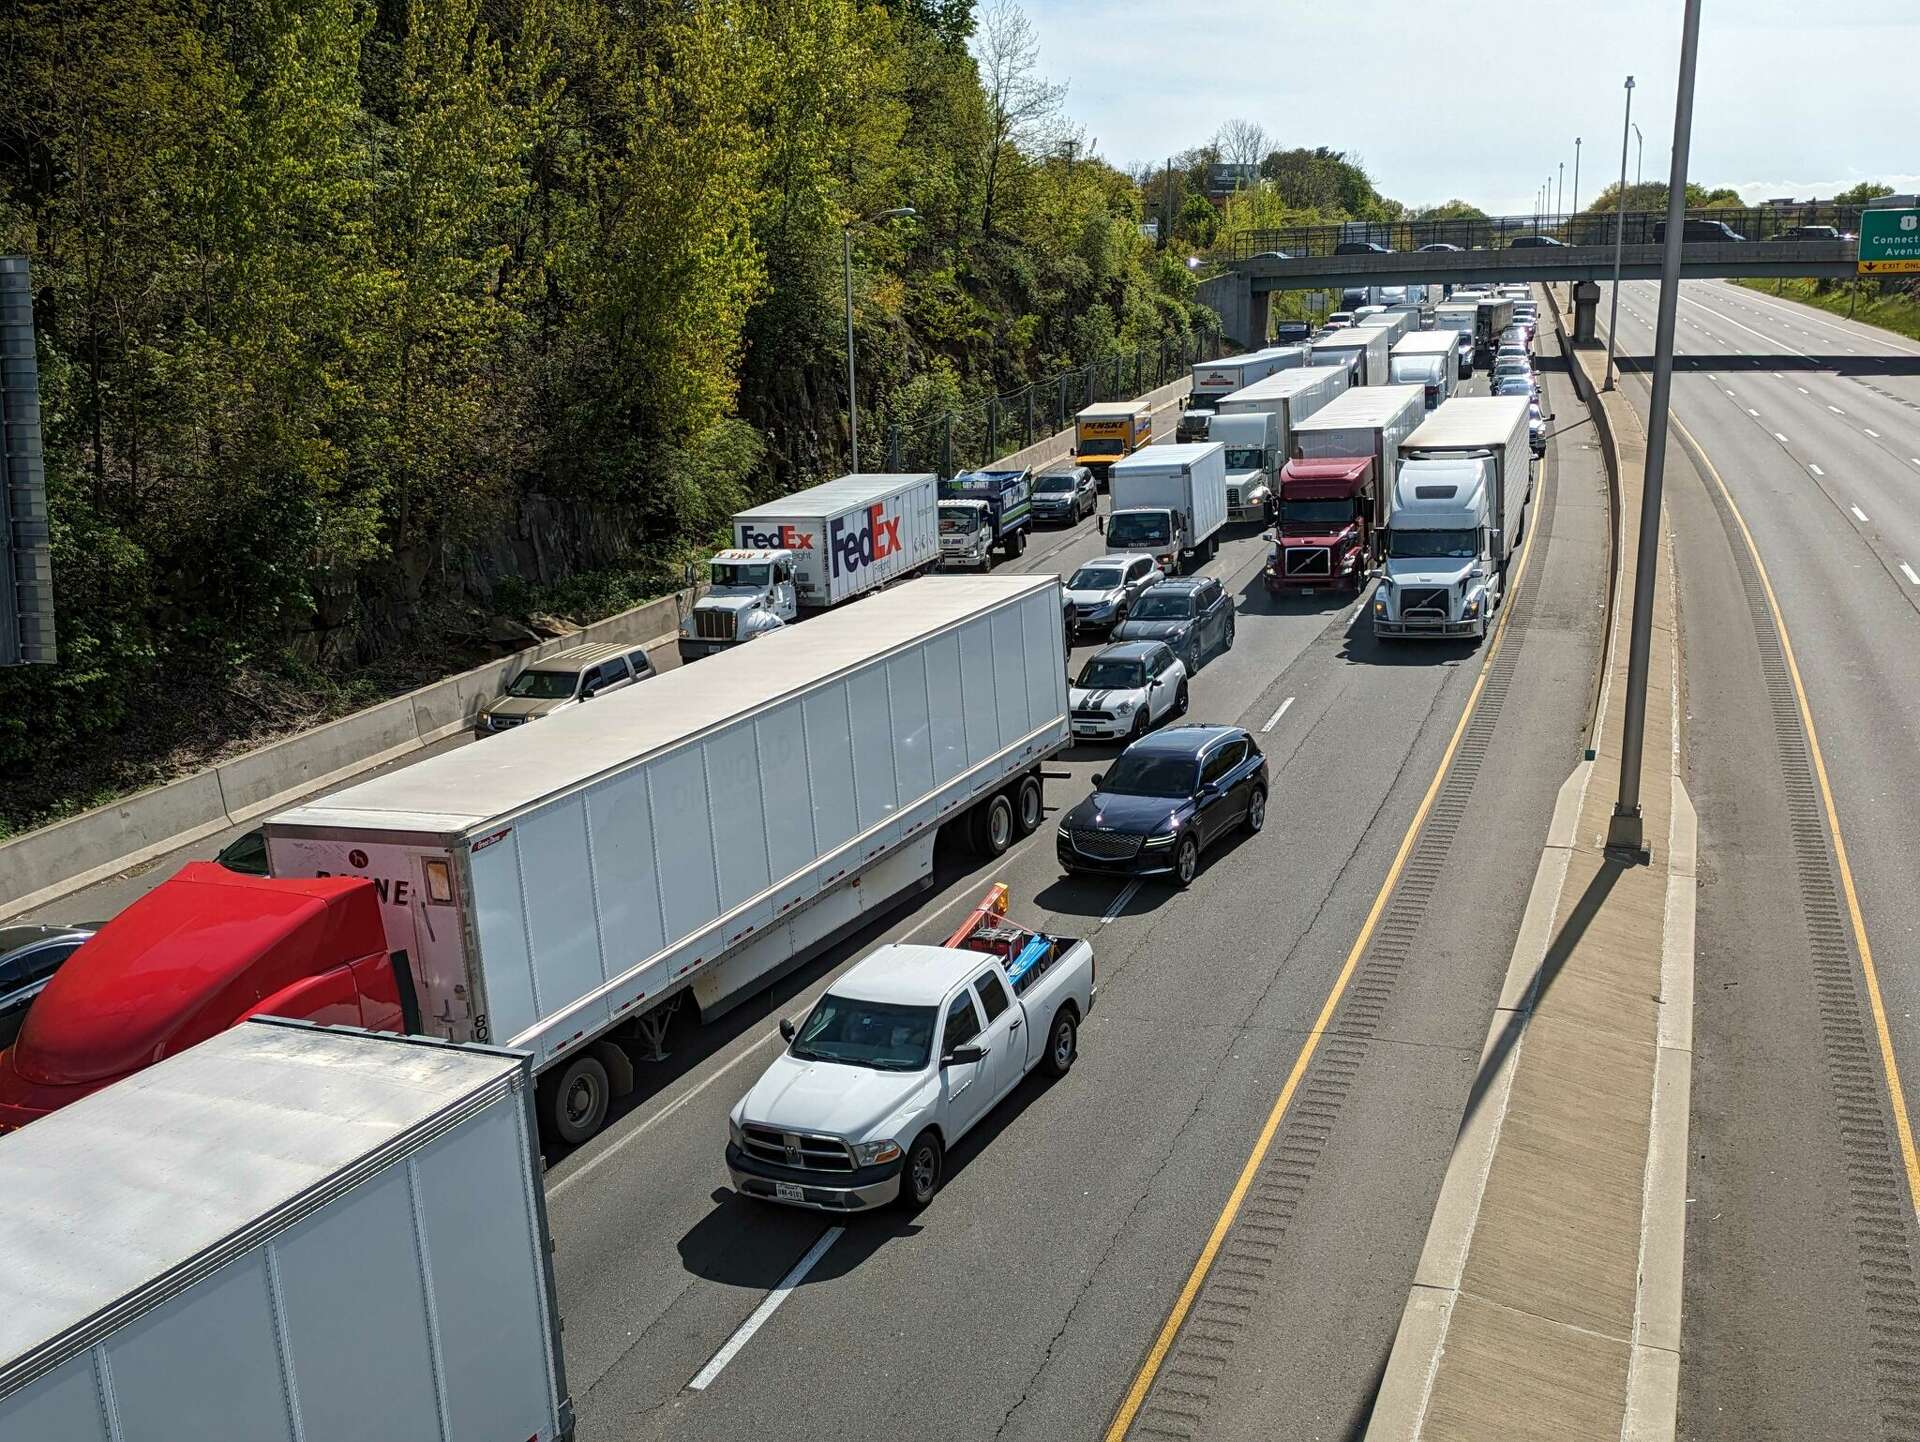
266;576;1071;1143
0;1020;572;1442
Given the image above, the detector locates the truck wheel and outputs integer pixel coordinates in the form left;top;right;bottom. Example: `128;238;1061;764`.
1009;528;1027;558
1173;834;1200;888
901;1131;943;1210
970;792;1016;857
1043;1008;1079;1078
1012;774;1045;837
541;1054;610;1146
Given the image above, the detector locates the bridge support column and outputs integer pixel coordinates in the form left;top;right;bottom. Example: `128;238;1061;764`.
1195;272;1265;350
1572;280;1601;343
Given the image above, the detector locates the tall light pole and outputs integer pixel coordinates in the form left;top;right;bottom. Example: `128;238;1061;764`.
1603;75;1636;390
843;207;917;472
1557;161;1564;223
1608;0;1701;855
1572;137;1582;225
1633;123;1644;186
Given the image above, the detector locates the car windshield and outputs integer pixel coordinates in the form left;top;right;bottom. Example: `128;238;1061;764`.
1130;591;1194;620
1496;379;1531;396
1100;752;1201;798
790;995;936;1072
1106;512;1170;548
506;669;578;699
1077;657;1147;689
1069;566;1123;591
1223;447;1265;470
1281;498;1357;526
1390;528;1479;559
1078;436;1125;456
712;561;772;588
1035;473;1076;493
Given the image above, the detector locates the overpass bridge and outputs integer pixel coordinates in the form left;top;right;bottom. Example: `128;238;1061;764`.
1198;206;1867;346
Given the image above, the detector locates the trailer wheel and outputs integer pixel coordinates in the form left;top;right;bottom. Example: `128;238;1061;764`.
541;1054;610;1146
970;792;1016;857
1012;774;1045;836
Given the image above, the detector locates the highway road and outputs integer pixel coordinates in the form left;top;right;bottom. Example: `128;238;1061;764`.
17;315;1611;1440
1598;279;1920;1440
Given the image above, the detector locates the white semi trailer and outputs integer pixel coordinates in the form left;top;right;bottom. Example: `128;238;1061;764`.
0;1021;572;1442
267;575;1071;1143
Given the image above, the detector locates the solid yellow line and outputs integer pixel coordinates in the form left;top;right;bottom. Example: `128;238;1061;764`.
1672;413;1920;1209
1103;464;1547;1442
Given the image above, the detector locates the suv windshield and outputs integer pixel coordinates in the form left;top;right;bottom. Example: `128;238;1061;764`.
1281;499;1357;527
1077;657;1147;689
790;995;935;1071
1069;566;1123;591
712;562;771;588
1106;512;1170;548
1100;752;1200;798
1130;592;1193;620
1389;528;1479;559
506;669;579;700
1035;473;1076;493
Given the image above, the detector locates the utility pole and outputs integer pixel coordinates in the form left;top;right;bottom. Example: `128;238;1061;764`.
1603;75;1636;390
1557;161;1564;223
1163;156;1175;250
1572;137;1582;226
1607;0;1701;856
1634;123;1645;186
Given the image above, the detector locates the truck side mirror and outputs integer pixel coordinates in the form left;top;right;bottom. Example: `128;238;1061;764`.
943;1045;985;1067
779;1018;796;1042
1262;531;1276;545
1091;772;1105;789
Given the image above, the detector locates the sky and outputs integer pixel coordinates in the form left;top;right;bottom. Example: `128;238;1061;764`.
1021;0;1919;214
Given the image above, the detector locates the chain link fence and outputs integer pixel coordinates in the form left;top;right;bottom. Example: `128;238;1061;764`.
880;323;1226;478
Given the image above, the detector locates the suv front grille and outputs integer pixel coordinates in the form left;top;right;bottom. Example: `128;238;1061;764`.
693;608;737;641
1285;547;1332;577
1072;829;1142;861
741;1125;854;1173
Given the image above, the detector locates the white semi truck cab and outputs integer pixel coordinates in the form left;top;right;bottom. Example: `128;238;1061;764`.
679;548;798;659
1207;411;1281;521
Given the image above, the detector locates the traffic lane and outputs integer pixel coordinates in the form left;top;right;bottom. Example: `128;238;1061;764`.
547;527;1376;1424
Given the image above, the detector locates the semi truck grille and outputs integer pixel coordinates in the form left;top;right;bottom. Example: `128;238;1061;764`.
1226;487;1242;509
742;1125;854;1173
693;609;737;641
1404;587;1451;619
1072;829;1142;861
1285;547;1332;577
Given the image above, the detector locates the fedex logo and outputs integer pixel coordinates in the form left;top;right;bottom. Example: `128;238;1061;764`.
829;503;903;579
735;523;814;551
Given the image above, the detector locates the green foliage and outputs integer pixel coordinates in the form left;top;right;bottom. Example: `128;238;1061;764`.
1258;147;1399;219
1734;277;1920;346
1415;200;1489;221
1833;181;1896;207
1579;181;1741;215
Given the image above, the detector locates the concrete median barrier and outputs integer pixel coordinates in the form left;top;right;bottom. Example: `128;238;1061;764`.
215;695;423;825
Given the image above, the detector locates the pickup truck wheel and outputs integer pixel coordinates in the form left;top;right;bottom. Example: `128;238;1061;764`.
971;792;1016;857
1173;834;1200;888
542;1055;610;1145
1013;774;1045;836
901;1132;943;1210
1043;1009;1078;1078
1246;786;1267;835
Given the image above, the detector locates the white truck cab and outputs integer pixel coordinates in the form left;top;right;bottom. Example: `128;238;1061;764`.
727;887;1095;1212
678;548;797;662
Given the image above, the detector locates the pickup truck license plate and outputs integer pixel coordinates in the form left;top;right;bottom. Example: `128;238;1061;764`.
775;1181;806;1202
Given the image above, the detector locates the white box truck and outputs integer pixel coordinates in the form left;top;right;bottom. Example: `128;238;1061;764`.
1433;302;1478;375
266;576;1070;1143
1390;331;1460;411
0;1020;572;1442
1104;442;1230;573
1372;397;1532;642
1216;363;1351;509
1309;326;1392;386
679;472;940;660
1355;309;1413;349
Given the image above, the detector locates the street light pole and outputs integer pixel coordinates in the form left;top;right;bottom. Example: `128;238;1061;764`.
1603;75;1636;391
842;206;917;472
1607;0;1702;855
1634;123;1645;186
1572;137;1582;225
1557;161;1564;223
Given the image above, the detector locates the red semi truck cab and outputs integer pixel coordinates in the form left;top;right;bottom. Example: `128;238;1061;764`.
1266;457;1377;592
0;863;410;1131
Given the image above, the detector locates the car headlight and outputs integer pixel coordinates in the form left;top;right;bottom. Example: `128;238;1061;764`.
1142;823;1179;847
854;1139;902;1166
1116;698;1137;714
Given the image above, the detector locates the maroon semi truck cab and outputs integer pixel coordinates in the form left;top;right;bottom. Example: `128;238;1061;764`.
1266;457;1376;592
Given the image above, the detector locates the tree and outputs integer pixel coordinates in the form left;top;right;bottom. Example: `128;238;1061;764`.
1212;117;1269;172
1415;200;1488;221
971;0;1065;235
1833;181;1895;207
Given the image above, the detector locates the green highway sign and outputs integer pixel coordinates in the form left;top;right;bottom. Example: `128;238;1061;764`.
1858;207;1920;274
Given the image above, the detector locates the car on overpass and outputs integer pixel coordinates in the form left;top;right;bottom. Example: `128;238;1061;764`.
1334;240;1392;255
1654;217;1746;243
1418;242;1462;252
1776;224;1844;242
1507;235;1564;249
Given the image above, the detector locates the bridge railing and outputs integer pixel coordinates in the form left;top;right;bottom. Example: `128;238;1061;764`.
1215;205;1869;262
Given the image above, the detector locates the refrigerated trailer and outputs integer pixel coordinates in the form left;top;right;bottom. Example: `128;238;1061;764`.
1308;326;1392;386
1389;330;1460;410
0;1020;571;1442
267;575;1071;1142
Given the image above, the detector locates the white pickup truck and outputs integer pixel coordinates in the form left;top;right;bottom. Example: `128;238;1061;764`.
726;887;1096;1212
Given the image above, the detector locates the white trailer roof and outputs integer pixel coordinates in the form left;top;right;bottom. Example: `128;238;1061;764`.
1220;365;1347;405
1111;441;1222;472
1392;331;1458;355
734;472;935;522
1201;349;1278;369
1405;396;1531;449
1294;385;1425;432
0;1023;519;1380
275;574;1058;835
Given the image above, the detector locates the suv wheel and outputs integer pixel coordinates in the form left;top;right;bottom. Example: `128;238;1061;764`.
1246;787;1267;834
1174;834;1200;888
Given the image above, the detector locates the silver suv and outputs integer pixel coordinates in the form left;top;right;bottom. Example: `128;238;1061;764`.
477;641;655;735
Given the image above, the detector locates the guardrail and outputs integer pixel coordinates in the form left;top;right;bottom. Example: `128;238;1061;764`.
1214;205;1868;262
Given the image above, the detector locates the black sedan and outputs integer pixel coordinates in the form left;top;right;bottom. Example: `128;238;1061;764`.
0;922;98;1048
1057;725;1267;888
1111;576;1234;676
1334;240;1392;255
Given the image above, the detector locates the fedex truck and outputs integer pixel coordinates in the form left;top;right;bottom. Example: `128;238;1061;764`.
680;473;939;660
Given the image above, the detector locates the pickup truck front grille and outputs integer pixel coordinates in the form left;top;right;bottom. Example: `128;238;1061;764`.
741;1124;854;1173
1072;829;1142;861
693;608;737;641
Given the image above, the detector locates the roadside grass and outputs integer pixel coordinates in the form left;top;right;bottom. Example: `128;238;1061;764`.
1734;277;1920;346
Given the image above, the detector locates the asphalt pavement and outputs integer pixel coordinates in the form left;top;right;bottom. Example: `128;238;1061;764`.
1598;279;1920;1440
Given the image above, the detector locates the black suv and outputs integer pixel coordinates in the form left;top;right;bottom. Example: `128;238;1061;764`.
1654;218;1745;243
1057;725;1267;887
